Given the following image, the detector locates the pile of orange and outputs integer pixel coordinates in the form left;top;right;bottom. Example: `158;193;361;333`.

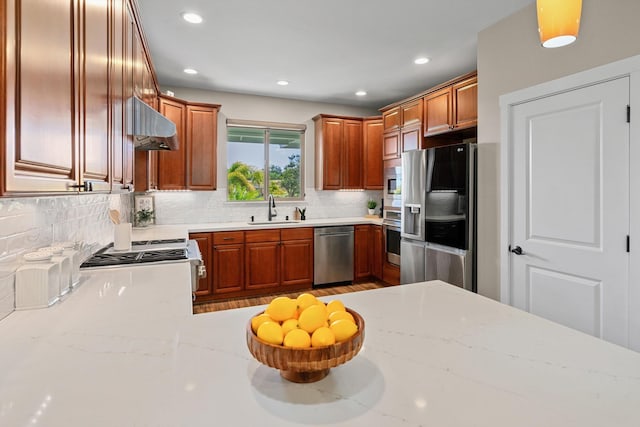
250;293;358;348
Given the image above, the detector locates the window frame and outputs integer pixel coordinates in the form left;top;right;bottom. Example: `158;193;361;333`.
226;119;306;202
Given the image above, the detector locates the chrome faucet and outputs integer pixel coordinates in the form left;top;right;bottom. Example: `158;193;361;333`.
268;194;277;221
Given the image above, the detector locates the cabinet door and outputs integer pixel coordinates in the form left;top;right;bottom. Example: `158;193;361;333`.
322;118;343;189
343;119;363;189
111;0;126;190
383;130;400;160
354;225;371;280
371;225;383;280
453;76;478;130
190;233;213;298
187;105;218;190
401;99;423;127
382;107;400;131
81;0;111;190
401;123;423;152
424;87;453;136
3;0;78;193
213;243;244;294
363;119;383;190
157;97;187;189
245;242;280;290
281;239;314;287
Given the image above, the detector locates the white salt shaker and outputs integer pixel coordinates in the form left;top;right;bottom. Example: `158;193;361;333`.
15;252;60;310
39;246;72;296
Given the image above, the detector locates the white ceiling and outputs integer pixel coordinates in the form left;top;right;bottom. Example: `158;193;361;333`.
137;0;534;109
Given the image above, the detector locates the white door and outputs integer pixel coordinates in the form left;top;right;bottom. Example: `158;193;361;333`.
508;77;630;347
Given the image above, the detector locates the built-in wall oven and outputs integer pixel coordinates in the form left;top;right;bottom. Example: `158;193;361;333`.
383;210;401;267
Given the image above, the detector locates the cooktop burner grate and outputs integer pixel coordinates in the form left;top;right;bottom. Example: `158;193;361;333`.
80;248;188;268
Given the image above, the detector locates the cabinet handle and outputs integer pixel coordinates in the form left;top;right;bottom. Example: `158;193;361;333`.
223;237;235;241
68;181;92;191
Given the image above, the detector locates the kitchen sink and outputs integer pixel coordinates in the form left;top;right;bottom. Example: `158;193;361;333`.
247;220;301;225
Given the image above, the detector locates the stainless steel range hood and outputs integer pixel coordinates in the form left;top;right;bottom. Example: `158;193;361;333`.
127;96;178;151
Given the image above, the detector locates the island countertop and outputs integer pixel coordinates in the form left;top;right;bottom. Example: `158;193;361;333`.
1;263;639;426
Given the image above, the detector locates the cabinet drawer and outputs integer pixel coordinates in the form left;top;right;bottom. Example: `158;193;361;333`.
281;227;313;241
213;231;245;245
245;229;281;243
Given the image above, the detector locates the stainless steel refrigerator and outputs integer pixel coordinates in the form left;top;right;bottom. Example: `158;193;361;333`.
400;144;476;292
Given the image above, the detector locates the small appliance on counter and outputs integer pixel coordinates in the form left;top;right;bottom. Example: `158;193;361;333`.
400;143;477;292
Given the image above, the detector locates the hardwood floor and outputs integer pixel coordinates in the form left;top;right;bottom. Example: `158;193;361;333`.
193;280;392;314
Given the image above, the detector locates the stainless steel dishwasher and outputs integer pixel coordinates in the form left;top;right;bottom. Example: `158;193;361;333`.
314;226;354;286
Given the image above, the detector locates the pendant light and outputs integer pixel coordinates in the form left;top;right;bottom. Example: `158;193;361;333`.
537;0;582;48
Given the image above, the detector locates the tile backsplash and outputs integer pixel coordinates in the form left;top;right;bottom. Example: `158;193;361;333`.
0;193;131;320
149;189;383;224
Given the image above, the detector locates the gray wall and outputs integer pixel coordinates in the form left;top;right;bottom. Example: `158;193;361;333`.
477;0;640;299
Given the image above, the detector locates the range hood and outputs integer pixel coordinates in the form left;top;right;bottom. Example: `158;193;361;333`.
127;96;179;151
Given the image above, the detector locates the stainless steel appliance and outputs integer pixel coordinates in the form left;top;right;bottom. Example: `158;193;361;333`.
400;144;476;291
314;226;354;286
384;165;402;213
80;238;206;293
382;210;401;267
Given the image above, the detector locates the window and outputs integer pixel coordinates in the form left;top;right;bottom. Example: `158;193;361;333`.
226;120;305;201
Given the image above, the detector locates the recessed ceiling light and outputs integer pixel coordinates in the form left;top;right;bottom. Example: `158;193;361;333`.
355;90;367;96
414;57;430;65
277;80;289;86
182;12;203;24
183;68;198;75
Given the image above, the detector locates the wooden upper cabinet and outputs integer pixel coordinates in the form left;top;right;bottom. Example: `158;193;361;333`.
157;97;187;189
424;87;453;136
401;99;423;127
363;118;383;189
401;123;422;152
187;104;219;190
424;72;478;137
319;118;343;190
382;107;400;131
383;130;401;160
343;120;363;189
3;0;78;193
81;0;111;191
314;115;366;190
452;76;478;130
151;96;219;191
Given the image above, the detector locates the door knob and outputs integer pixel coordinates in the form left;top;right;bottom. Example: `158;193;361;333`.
509;245;523;255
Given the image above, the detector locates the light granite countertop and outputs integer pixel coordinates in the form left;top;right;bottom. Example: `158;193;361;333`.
130;216;383;240
0;261;639;426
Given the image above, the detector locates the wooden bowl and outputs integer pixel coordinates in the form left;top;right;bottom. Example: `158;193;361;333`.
246;308;365;383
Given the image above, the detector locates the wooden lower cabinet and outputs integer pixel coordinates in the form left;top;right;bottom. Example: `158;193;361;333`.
245;229;281;290
354;225;384;282
354;225;372;280
281;228;314;287
190;233;213;299
195;228;313;303
371;225;383;280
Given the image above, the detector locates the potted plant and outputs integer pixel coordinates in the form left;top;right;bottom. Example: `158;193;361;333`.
367;199;377;215
135;208;155;227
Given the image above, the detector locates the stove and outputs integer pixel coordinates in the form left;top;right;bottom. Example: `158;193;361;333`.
80;238;206;293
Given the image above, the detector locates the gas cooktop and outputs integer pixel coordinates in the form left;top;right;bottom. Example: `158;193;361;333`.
80;238;190;268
